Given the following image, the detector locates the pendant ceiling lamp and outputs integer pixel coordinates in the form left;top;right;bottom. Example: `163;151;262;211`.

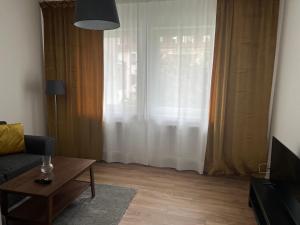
74;0;120;30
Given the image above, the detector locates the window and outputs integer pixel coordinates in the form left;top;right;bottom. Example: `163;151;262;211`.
104;0;216;124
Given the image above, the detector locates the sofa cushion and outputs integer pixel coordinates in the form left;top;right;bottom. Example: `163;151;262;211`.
0;153;42;180
0;123;25;156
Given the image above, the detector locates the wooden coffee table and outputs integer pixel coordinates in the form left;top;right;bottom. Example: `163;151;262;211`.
0;156;96;225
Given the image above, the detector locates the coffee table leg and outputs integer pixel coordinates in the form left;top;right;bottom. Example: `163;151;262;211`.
90;166;95;198
1;191;8;223
47;196;53;225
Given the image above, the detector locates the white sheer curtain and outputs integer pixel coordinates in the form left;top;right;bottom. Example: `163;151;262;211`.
103;0;217;173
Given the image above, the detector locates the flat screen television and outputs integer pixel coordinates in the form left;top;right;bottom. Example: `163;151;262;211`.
270;137;300;225
270;137;300;184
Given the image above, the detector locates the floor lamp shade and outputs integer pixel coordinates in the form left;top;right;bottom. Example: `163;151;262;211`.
46;80;66;96
74;0;120;30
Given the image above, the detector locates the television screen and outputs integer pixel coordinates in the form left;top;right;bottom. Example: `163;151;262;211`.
270;137;300;224
270;137;300;184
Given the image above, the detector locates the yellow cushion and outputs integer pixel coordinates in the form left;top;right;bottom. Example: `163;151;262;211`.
0;123;25;155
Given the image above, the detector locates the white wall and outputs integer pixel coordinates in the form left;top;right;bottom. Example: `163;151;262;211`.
0;0;45;135
271;0;300;156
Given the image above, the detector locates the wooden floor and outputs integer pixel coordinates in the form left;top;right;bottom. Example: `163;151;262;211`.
80;163;256;225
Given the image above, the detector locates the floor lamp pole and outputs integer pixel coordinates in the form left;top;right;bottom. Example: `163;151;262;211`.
54;94;58;141
46;80;65;143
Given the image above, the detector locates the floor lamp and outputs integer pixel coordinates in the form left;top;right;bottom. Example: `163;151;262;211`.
46;80;66;140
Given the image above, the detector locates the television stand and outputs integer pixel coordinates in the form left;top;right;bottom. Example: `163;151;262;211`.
249;178;297;225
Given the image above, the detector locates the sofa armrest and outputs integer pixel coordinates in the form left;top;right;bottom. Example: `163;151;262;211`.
24;135;55;156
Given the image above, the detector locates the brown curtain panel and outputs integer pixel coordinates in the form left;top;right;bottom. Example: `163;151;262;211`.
41;1;103;160
204;0;279;175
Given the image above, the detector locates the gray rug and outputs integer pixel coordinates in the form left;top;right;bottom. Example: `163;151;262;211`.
53;184;136;225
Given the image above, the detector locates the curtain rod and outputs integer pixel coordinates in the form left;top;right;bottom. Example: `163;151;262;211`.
40;0;74;2
40;0;75;8
40;0;176;3
40;0;181;8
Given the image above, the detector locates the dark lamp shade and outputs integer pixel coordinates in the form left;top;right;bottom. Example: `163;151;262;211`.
46;80;66;96
74;0;120;30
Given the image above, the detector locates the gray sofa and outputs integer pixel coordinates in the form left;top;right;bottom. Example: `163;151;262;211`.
0;121;55;206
